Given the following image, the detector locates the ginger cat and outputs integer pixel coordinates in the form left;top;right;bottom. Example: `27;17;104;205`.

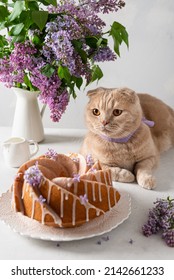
80;87;174;190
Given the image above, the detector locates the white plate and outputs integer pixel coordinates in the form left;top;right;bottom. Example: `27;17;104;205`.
0;190;131;241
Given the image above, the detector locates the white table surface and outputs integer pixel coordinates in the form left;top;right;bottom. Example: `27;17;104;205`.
0;126;174;260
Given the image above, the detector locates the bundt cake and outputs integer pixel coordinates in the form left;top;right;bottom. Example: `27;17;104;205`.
12;150;120;228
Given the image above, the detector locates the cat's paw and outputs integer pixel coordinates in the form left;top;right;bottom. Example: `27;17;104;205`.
111;167;135;183
137;174;156;190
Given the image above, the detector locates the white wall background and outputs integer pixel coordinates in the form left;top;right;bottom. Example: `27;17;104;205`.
0;0;174;129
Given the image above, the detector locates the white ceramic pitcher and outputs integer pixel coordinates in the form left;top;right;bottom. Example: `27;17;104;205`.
2;137;39;167
11;88;45;143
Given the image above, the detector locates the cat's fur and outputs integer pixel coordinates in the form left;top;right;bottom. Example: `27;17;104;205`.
80;87;174;189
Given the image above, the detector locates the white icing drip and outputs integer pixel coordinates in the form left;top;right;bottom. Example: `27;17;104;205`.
41;204;44;224
73;182;78;194
96;209;100;216
60;191;64;218
47;182;53;203
92;181;96;201
108;170;112;186
86;207;89;222
65;193;69;200
31;193;36;219
22;184;25;199
41;205;62;227
22;182;30;199
98;184;102;202
67;178;73;187
103;171;108;185
72;197;77;226
107;185;111;210
80;199;104;222
84;181;88;196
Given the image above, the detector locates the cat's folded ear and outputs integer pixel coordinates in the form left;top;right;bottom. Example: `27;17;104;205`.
119;88;139;103
87;87;106;98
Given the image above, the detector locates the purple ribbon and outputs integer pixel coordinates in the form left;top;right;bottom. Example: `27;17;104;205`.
100;117;155;143
142;117;155;127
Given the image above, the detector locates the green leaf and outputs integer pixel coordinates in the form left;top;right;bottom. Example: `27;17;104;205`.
11;34;26;43
0;34;8;47
44;0;57;6
74;77;83;90
85;37;98;48
31;11;48;31
90;65;103;84
71;76;83;90
25;0;39;11
0;22;6;30
24;74;35;91
9;23;24;36
0;6;9;22
71;88;77;99
34;0;57;6
86;37;108;49
41;64;55;78
96;37;108;48
121;28;129;47
110;21;129;56
58;65;71;83
31;34;42;45
72;40;88;63
8;1;25;22
20;11;33;29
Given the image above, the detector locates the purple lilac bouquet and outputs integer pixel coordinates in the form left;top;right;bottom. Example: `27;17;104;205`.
0;0;128;122
142;197;174;247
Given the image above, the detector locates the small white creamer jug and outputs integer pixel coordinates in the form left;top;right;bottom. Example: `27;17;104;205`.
2;137;39;168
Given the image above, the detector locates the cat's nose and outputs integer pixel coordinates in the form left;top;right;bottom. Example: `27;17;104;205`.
102;120;109;126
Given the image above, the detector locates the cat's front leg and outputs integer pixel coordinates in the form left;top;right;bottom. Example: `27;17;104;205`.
101;164;135;183
134;156;158;190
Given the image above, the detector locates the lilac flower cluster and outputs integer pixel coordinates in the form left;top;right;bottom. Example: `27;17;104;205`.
142;197;174;247
86;0;125;14
48;1;106;35
0;41;69;122
45;148;58;160
43;27;75;72
86;154;94;166
45;0;120;77
0;41;36;88
24;162;43;188
73;173;81;183
79;194;88;205
38;195;47;204
0;0;126;122
93;47;116;62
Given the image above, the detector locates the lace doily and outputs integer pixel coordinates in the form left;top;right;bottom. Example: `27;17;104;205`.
0;190;131;241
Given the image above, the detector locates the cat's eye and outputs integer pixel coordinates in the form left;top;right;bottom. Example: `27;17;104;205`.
92;108;100;116
113;109;123;116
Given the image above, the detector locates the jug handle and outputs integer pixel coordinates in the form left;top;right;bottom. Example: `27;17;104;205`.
40;104;46;118
28;140;39;158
